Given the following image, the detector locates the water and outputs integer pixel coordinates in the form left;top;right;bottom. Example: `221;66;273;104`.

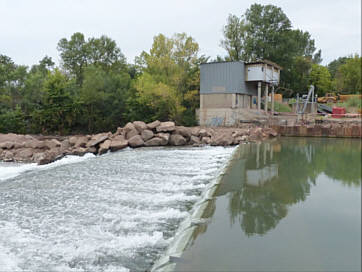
0;146;235;271
176;138;361;272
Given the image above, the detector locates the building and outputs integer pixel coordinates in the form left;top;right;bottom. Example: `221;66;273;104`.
199;60;281;126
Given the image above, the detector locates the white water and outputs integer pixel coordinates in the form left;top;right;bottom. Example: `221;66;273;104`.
0;146;235;271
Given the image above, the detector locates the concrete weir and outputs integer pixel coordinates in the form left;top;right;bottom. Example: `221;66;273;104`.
151;145;241;271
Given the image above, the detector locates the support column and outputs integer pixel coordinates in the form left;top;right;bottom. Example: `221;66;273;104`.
257;82;261;111
264;84;269;113
271;85;275;116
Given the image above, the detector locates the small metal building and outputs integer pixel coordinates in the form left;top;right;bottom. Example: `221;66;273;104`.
199;60;281;126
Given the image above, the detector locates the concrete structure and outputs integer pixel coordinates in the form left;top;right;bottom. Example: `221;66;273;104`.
199;60;281;126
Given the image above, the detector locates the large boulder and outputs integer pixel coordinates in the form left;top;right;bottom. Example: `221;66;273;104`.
199;129;208;138
133;121;147;133
156;121;176;132
14;148;34;161
211;133;233;146
201;136;211;145
174;126;191;139
0;141;14;149
45;139;62;150
1;150;14;162
141;129;154;141
169;134;186;146
69;136;79;146
155;133;170;145
98;139;111;155
74;136;89;148
189;135;201;145
128;135;144;148
144;137;165;146
86;134;109;147
191;127;201;137
25;139;46;149
34;150;62;165
110;136;128;151
147;120;161;130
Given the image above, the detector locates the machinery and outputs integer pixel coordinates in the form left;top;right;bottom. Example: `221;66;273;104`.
317;93;338;103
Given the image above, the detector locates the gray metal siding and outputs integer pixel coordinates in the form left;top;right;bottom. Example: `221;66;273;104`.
200;61;257;95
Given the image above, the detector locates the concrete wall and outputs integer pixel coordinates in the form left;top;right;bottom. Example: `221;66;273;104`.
201;94;253;109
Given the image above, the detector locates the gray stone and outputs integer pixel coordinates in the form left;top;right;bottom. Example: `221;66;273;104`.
189;135;201;145
0;141;14;149
141;129;154;141
74;136;89;148
86;134;109;147
169;134;186;146
201;136;211;145
126;128;139;140
147;120;161;130
174;126;191;139
133;121;147;133
110;138;128;151
98;139;111;155
144;137;165;146
155;133;170;145
211;133;233;146
156;121;176;132
128;135;144;147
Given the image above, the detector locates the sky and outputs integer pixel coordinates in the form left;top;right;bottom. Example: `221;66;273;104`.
0;0;360;67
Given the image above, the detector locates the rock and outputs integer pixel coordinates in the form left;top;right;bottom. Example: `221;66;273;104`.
191;127;200;136
156;121;176;132
124;122;136;132
133;121;147;133
126;128;139;140
86;134;109;147
155;133;170;145
25;140;46;149
128;135;144;147
98;139;111;155
144;137;165;146
0;141;14;149
69;136;78;146
74;136;89;148
147;120;161;130
201;136;211;145
141;129;154;141
13;148;34;162
174;126;191;139
2;150;14;162
169;134;186;146
199;129;208;137
115;127;123;135
263;128;278;137
34;149;63;165
241;135;248;141
110;137;128;151
86;147;97;154
189;135;201;145
211;133;233;146
71;147;88;156
60;139;71;151
45;139;62;149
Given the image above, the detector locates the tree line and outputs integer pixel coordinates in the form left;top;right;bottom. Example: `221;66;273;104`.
1;4;360;135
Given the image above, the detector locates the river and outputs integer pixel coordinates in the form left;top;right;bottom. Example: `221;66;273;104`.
0;146;235;271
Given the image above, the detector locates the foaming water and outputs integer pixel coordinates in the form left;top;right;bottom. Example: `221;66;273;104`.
0;146;235;271
0;153;96;182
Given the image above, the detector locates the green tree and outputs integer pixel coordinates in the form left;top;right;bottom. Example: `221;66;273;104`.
220;4;321;95
220;14;246;61
335;54;361;93
309;64;333;96
134;33;203;124
57;33;126;86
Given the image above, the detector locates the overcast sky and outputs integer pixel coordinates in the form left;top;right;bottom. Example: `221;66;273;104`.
0;0;360;67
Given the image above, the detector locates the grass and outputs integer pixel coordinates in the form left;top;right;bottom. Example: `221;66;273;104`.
268;101;292;112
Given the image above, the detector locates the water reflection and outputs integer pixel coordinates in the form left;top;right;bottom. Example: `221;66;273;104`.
214;138;361;237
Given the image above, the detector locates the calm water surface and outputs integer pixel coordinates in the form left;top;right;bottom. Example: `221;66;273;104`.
176;138;361;272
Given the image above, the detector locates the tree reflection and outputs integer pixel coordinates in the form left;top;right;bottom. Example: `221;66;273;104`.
224;138;361;237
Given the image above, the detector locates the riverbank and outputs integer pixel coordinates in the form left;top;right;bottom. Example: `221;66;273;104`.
0;121;277;165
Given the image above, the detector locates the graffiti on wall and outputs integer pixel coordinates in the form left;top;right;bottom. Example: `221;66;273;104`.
209;116;224;126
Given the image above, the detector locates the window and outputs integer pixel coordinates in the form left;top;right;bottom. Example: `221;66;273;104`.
261;67;264;72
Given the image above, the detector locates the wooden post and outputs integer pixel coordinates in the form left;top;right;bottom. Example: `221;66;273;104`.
258;82;261;111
